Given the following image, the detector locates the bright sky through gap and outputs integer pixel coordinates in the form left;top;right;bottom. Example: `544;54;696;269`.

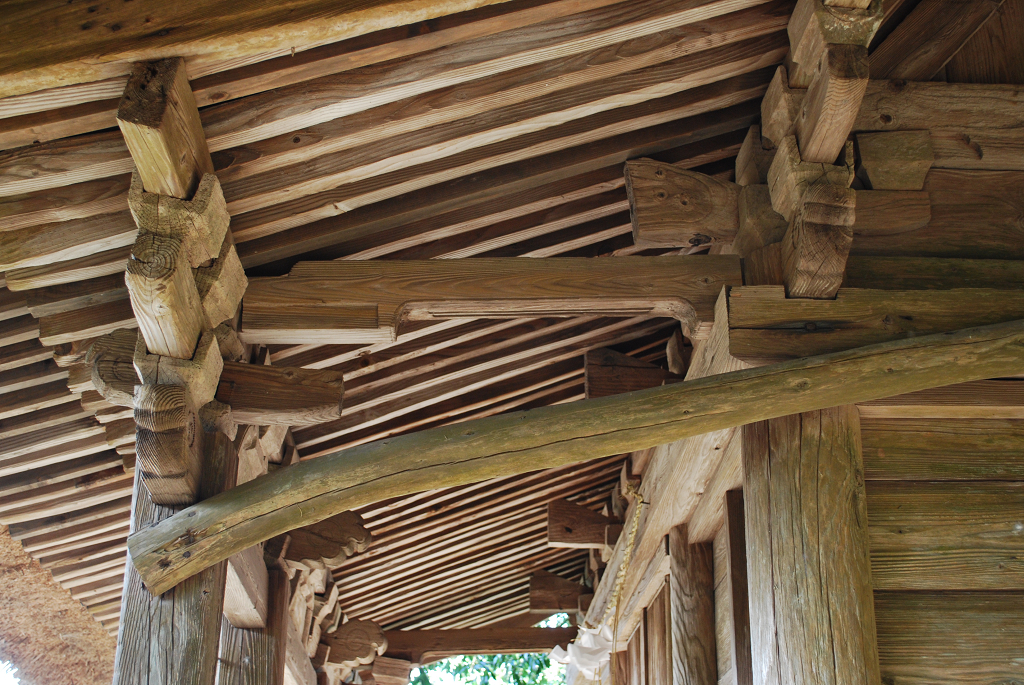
0;662;19;685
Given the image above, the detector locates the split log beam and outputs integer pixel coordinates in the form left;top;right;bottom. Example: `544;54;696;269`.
240;257;741;345
742;407;880;685
528;570;582;613
381;628;576;665
127;315;1024;596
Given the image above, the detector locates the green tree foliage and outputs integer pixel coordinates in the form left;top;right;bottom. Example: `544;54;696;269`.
409;614;571;685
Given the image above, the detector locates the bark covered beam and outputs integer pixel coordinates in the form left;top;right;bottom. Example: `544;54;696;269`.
127;312;1024;595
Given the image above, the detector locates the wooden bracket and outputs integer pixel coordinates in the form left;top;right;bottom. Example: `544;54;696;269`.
624;159;740;249
767;135;854;221
529;569;583;613
781;183;856;299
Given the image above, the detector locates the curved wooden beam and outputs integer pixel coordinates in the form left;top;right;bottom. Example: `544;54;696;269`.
128;316;1024;595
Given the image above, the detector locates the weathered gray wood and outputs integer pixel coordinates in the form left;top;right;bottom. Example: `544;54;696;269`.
742;407;880;685
127;318;1024;595
216;567;288;685
113;429;237;685
669;524;716;685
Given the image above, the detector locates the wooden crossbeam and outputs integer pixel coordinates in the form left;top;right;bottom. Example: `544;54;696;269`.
240;257;741;344
528;570;582;613
127;312;1024;596
584;348;673;399
728;286;1024;364
381;628;576;665
546;498;616;550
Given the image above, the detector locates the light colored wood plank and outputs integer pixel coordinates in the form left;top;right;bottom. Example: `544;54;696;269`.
867;481;1024;590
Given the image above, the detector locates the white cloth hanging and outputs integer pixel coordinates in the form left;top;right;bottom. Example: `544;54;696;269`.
550;624;614;681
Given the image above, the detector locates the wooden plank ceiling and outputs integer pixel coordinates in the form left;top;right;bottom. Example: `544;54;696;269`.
2;0;1004;645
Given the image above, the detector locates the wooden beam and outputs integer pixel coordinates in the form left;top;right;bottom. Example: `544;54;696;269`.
215;362;344;427
240;257;741;344
722;491;752;685
116;59;213;198
795;43;869;164
870;0;1004;80
381;627;576;665
584;348;672;399
743;407;880;685
218;566;290;685
728;286;1024;364
528;570;582;613
546;498;615;549
668;525;716;685
127;316;1024;595
623;159;740;249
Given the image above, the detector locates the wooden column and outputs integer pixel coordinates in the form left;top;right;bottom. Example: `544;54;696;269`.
216;567;290;685
742;408;880;685
668;524;716;685
113;56;249;685
113;429;237;685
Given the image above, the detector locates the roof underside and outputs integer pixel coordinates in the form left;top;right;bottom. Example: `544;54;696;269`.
0;0;984;646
